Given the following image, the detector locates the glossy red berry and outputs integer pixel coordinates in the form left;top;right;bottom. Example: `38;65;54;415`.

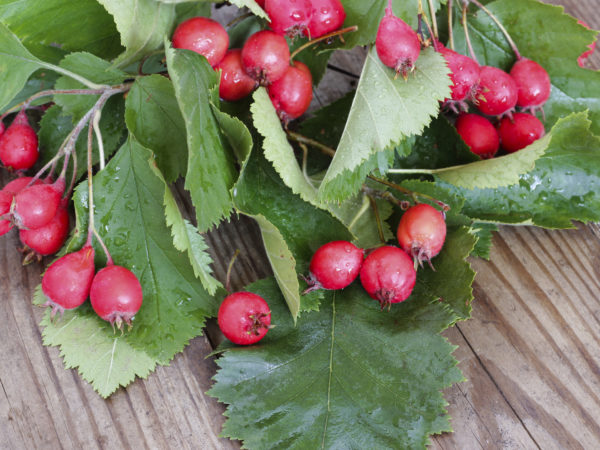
475;66;518;117
0;110;39;171
255;0;265;7
172;17;229;67
577;20;597;67
0;121;4;137
305;240;364;292
375;3;421;78
90;265;143;329
455;113;499;159
437;42;480;103
242;30;291;85
0;190;13;236
13;180;64;229
510;58;551;110
360;246;416;309
216;49;258;101
218;292;271;345
3;176;41;194
397;203;447;268
265;0;312;38
267;61;313;121
305;0;346;38
498;112;545;153
41;245;95;318
19;203;69;256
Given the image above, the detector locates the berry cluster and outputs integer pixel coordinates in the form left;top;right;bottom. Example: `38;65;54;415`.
172;1;347;121
305;203;447;309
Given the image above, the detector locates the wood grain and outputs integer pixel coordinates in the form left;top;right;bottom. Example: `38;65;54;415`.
0;1;599;449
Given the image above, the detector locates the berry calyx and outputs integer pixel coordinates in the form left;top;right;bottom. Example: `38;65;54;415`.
359;246;417;309
218;291;272;345
172;17;229;67
455;113;500;159
498;112;545;153
304;240;364;292
267;60;313;121
13;179;65;230
90;264;143;330
305;0;346;39
0;110;39;171
510;58;551;111
242;30;291;85
475;66;518;117
19;202;69;258
375;2;421;79
396;203;447;268
216;49;258;102
437;42;480;105
265;0;312;38
41;245;96;318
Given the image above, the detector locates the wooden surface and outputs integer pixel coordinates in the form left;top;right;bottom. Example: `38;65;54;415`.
1;1;599;449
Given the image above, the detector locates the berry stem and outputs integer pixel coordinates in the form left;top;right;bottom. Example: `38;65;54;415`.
37;62;108;90
417;0;435;46
427;0;439;39
461;1;479;64
226;11;253;28
367;175;450;211
287;131;336;157
289;26;359;60
92;110;106;170
225;249;240;294
466;0;521;60
298;142;316;188
448;0;455;49
367;195;386;245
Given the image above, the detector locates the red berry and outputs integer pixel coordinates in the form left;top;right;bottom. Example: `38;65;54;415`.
90;265;143;329
510;58;551;110
359;246;416;309
242;30;291;86
0;121;4;137
0;110;39;171
172;17;229;67
218;292;271;345
475;66;518;117
255;0;265;7
13;179;64;229
498;112;545;153
577;20;597;67
455;113;499;159
19;203;69;256
397;203;447;267
216;49;258;101
0;190;13;236
375;4;421;78
267;61;313;121
437;42;480;103
41;245;95;317
305;240;364;292
265;0;312;38
3;176;41;194
305;0;346;38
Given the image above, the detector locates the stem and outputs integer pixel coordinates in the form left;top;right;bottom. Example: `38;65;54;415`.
38;62;107;90
225;249;240;294
226;11;252;28
367;175;450;211
290;26;358;60
462;2;479;64
417;0;434;45
427;0;439;39
287;131;336;157
92;110;105;170
66;150;78;198
448;0;455;49
467;0;521;59
367;195;386;245
298;142;316;189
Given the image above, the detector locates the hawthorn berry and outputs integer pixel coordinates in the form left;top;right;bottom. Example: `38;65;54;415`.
396;203;447;268
359;246;417;309
242;30;291;86
475;66;518;117
437;42;480;107
0;190;13;236
3;176;42;194
498;112;545;153
217;49;258;102
41;245;96;318
19;203;69;257
218;291;271;345
172;17;229;67
265;0;312;38
375;2;421;78
455;113;499;159
0;121;4;138
305;0;346;39
90;264;143;330
267;61;313;121
304;240;364;292
0;110;39;171
13;179;65;230
510;58;551;111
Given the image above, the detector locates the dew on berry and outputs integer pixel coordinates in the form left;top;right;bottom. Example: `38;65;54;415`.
498;112;545;153
217;49;258;102
305;0;346;38
172;17;229;67
265;0;312;38
304;240;364;293
510;58;551;111
0;110;39;171
218;292;271;345
475;66;518;117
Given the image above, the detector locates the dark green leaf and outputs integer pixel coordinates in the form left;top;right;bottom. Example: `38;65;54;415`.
470;222;497;260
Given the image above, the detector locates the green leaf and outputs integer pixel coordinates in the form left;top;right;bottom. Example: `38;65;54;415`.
453;0;600;133
34;287;156;398
174;2;212;23
97;0;176;68
470;222;497;260
68;139;218;362
125;75;188;182
233;146;353;319
208;277;464;448
166;44;240;231
433;132;550;189
0;0;122;60
439;112;600;228
319;47;451;202
0;69;59;114
228;0;268;20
